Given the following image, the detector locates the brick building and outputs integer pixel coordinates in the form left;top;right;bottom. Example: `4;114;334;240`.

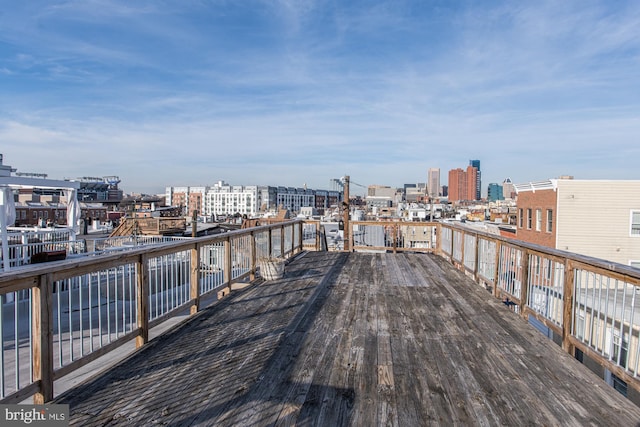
514;178;640;267
448;165;478;203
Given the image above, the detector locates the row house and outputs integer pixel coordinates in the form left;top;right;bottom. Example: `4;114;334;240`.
14;202;108;227
514;178;640;268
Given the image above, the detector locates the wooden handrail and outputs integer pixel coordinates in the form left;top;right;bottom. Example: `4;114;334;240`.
2;217;640;403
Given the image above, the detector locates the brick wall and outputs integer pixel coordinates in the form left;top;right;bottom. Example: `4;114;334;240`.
516;188;557;248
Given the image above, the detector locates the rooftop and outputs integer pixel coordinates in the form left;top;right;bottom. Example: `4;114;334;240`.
54;251;640;426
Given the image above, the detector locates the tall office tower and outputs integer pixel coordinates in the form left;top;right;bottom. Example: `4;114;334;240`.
502;178;515;199
427;168;440;198
487;183;504;202
469;160;481;200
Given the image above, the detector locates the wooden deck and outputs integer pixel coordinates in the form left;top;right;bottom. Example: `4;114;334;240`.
55;252;640;426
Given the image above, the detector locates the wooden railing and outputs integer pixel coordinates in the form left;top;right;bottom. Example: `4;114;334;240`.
2;218;640;403
434;221;640;396
0;220;304;404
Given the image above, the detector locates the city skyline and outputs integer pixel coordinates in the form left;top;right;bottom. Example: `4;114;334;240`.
1;1;639;194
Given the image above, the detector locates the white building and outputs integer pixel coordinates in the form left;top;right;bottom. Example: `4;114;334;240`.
205;183;261;218
167;182;336;220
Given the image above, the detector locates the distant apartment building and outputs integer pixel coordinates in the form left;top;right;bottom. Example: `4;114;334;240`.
368;185;396;198
314;190;341;213
428;168;440;198
276;186;315;213
404;183;427;203
448;165;479;203
514;179;640;267
205;183;260;218
166;186;206;216
166;182;341;219
487;183;504;202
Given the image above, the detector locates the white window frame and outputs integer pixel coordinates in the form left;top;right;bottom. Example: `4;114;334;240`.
546;209;553;233
631;210;640;237
536;209;542;231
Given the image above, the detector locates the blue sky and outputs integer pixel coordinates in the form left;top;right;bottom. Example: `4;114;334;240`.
1;0;639;195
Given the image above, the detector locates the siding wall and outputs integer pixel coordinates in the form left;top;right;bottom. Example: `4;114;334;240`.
557;180;640;266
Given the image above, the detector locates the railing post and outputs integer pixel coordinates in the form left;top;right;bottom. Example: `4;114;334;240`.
562;260;576;355
290;224;295;256
315;221;321;251
218;237;233;299
190;243;200;315
473;234;480;281
493;239;502;298
450;227;454;259
33;273;54;404
519;250;530;317
392;224;397;254
250;231;257;281
136;254;149;348
268;227;273;258
280;224;285;258
460;230;465;267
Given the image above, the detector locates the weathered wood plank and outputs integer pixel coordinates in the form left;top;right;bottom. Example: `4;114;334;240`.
54;252;640;426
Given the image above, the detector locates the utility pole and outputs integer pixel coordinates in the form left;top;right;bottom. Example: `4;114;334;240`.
343;175;350;252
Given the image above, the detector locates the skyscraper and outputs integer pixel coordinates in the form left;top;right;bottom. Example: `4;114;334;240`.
448;165;479;203
427;168;440;199
487;183;504;202
502;178;515;199
469;160;481;200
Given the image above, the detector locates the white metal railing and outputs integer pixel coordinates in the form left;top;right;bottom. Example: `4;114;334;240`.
463;233;477;272
2;228;85;269
573;266;640;377
477;237;496;284
87;235;190;254
441;226;452;256
433;221;640;396
527;253;564;329
0;220;304;403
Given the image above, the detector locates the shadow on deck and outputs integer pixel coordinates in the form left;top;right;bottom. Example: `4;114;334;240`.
55;252;640;426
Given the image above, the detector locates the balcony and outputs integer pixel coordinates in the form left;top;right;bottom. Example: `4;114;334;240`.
1;220;640;425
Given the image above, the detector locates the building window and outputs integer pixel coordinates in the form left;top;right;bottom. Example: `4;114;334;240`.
631;211;640;236
527;208;532;229
536;209;542;231
519;209;523;228
546;209;553;233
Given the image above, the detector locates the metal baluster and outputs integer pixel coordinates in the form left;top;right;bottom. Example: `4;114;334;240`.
0;294;4;397
56;281;62;368
14;292;20;390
